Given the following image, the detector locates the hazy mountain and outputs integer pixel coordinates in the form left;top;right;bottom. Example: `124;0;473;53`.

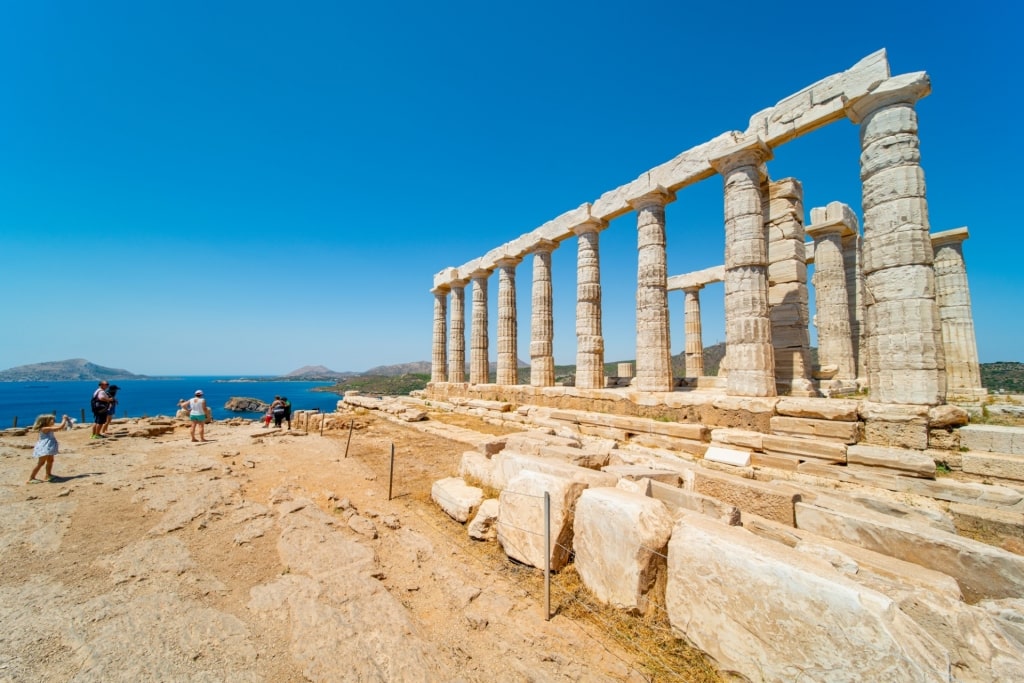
0;359;146;382
361;361;432;377
276;365;352;380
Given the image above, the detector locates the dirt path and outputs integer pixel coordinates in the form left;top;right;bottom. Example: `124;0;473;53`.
0;415;649;682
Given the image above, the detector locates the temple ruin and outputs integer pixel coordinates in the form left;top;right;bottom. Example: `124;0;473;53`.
402;50;1024;681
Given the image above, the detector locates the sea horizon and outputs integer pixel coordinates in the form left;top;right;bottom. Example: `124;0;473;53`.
0;377;345;429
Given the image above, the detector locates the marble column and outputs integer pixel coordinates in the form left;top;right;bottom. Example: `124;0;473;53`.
469;269;492;385
431;286;448;383
573;219;607;390
710;135;776;397
766;178;815;396
807;217;857;383
932;227;986;400
843;229;868;383
629;188;675;392
496;257;521;386
848;75;944;404
447;281;467;383
530;240;558;387
682;286;704;378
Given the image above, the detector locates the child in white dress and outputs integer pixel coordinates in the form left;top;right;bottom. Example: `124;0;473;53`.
28;414;70;483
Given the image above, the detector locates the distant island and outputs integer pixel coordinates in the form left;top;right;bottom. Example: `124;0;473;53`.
0;359;147;382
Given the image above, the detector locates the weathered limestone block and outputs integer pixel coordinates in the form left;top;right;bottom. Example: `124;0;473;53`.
860;402;931;450
794;501;1024;602
778;395;860;421
703;445;751;467
601;465;681;487
691;467;802;526
962;451;1024;482
649;480;741;525
959;425;1024;455
503;431;580;456
666;512;950;682
929;404;970;429
466;399;512;412
949;502;1024;552
431;478;483;523
626;432;707;457
761;434;847;463
770;415;861;443
458;451;496;489
491;451;617;491
467;499;500;541
929;428;961;451
497;470;587;571
846;444;937;478
751;451;802;470
537;444;609;469
573;488;674;613
709;428;764;450
475;436;509;456
794;489;955;534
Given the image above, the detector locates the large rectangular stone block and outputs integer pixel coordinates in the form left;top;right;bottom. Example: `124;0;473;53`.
846;444;936;478
498;470;587;571
691;467;802;526
762;434;848;463
648;479;741;525
962;451;1024;482
959;425;1024;455
770;416;861;443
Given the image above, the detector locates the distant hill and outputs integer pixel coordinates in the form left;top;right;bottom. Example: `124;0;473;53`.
0;359;146;382
361;361;432;377
276;365;352;381
981;362;1024;393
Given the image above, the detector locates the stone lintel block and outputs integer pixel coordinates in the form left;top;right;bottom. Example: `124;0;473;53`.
648;479;742;526
710;428;764;451
492;451;617;491
761;435;848;461
431;477;484;523
538;444;611;470
666;264;725;291
602;465;682;487
572;488;674;613
532;203;593;243
806;218;855;240
770;416;861;444
931;226;969;247
959;425;1024;455
627;433;708;458
845;71;931;124
962;451;1024;483
846;444;936;478
692;467;802;526
794;501;1024;602
703;445;752;467
776;397;861;421
749;451;802;471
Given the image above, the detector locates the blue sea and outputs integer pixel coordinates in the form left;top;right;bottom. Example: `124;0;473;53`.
0;377;344;428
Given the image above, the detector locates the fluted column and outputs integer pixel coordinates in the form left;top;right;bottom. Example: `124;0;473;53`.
630;188;675;392
448;281;467;383
430;286;448;383
496;257;521;386
807;220;857;381
848;75;944;404
932;228;985;400
469;269;492;385
573;219;607;389
710;135;776;397
683;286;704;378
530;240;558;387
843;230;868;383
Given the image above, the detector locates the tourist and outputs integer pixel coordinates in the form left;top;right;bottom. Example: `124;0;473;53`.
28;413;70;483
281;396;292;430
269;396;286;428
178;390;209;442
90;381;111;439
100;384;120;435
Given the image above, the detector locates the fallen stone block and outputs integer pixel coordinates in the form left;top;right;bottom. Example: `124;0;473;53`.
666;512;950;682
468;499;499;541
458;451;496;489
691;466;802;526
497;470;587;571
537;444;609;469
573;488;674;613
491;451;617;491
648;480;741;526
846;444;937;479
431;477;483;523
702;445;751;467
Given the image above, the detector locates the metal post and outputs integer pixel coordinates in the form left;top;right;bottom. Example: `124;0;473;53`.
544;491;551;621
344;419;354;457
80;408;85;424
387;443;395;501
12;416;18;428
320;413;325;437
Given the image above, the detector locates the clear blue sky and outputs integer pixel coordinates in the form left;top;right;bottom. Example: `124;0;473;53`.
1;1;1019;376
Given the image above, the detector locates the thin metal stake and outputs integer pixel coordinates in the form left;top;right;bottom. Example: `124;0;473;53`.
544;491;551;621
344;419;354;457
387;443;395;501
12;416;18;428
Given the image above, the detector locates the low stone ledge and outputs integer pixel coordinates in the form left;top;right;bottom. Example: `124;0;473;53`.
762;434;847;464
962;451;1024;482
775;397;860;421
846;444;936;479
959;425;1024;456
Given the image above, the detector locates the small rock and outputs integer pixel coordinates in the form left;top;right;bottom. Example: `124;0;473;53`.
348;515;378;539
381;515;401;530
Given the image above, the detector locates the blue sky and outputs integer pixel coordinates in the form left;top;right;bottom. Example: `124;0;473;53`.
1;1;1019;376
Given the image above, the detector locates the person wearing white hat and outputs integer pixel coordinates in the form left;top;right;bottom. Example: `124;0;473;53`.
178;390;209;442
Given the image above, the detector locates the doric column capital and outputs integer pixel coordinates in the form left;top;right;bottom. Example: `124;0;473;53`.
495;256;522;269
708;134;773;175
469;268;492;280
571;218;608;236
806;218;855;241
627;186;676;211
682;284;704;295
845;72;931;124
931;226;969;248
430;284;450;295
530;239;559;255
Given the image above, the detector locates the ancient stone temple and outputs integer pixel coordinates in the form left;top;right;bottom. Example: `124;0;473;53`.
427;49;983;408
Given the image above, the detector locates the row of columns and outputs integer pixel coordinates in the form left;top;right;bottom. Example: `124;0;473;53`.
429;74;980;405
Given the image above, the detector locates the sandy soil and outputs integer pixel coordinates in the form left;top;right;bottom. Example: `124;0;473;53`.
0;413;653;682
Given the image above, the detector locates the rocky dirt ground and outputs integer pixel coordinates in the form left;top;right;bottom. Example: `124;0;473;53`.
0;413;666;683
